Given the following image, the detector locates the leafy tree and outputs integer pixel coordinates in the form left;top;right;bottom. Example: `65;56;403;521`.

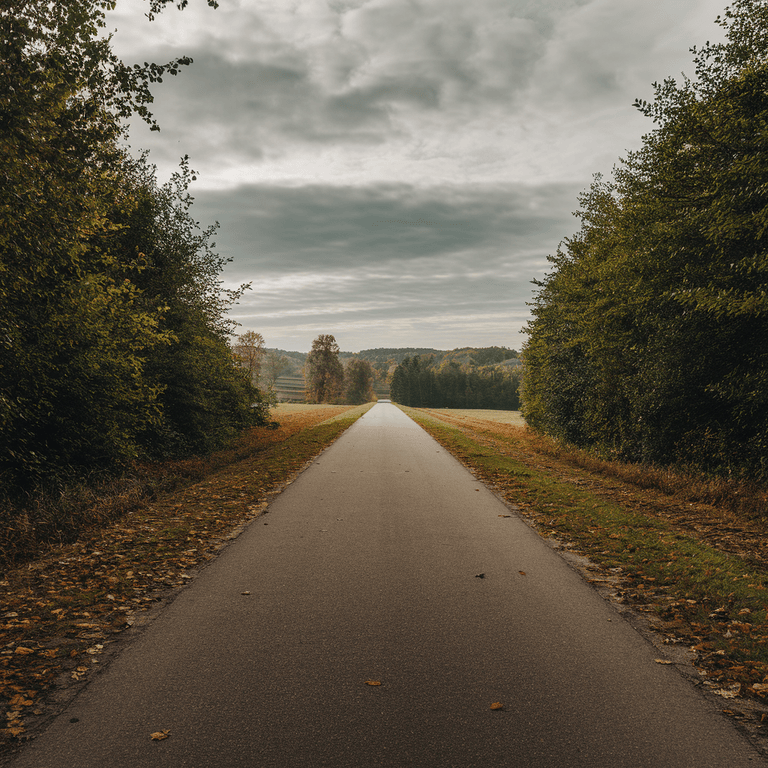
523;0;768;480
0;0;267;491
117;157;269;457
233;331;266;384
344;359;375;404
305;335;344;403
0;1;181;486
261;351;291;390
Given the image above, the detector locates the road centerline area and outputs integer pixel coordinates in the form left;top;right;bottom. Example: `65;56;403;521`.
10;403;763;767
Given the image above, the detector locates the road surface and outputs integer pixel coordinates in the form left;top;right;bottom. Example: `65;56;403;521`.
10;403;763;766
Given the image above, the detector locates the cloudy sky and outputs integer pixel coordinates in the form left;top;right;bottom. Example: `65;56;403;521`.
107;0;726;353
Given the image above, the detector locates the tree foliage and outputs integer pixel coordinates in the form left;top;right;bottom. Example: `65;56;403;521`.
344;359;375;404
522;0;768;480
261;351;291;390
390;356;521;410
0;0;268;495
233;331;266;383
305;334;344;403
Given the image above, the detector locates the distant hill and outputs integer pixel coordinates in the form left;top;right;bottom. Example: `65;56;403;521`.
265;345;520;374
354;348;445;364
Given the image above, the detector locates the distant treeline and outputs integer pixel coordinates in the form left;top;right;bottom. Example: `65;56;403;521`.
390;355;521;410
356;346;518;367
267;346;520;395
522;0;768;482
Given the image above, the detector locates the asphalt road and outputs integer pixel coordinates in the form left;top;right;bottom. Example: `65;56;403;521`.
11;403;764;766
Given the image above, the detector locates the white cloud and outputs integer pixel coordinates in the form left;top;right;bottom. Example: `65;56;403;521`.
106;0;728;350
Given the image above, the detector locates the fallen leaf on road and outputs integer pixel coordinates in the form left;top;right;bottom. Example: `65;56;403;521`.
654;659;674;665
490;702;504;710
518;571;526;576
241;591;251;595
150;730;171;741
713;684;741;698
364;680;382;686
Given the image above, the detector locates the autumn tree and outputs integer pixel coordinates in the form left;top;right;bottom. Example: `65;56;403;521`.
0;0;266;491
233;331;266;383
0;1;182;485
120;157;268;457
344;359;375;404
305;335;344;403
261;351;291;390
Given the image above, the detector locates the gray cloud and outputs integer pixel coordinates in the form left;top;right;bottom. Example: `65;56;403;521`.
193;181;575;274
189;181;577;350
108;0;727;350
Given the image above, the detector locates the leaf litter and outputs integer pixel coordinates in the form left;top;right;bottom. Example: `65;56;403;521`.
0;405;371;755
401;406;768;734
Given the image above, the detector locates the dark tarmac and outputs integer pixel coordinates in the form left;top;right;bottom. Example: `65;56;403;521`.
10;403;763;766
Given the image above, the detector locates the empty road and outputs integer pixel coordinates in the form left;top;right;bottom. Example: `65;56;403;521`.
11;403;763;766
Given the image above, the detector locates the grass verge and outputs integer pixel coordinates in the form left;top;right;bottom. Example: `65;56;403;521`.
0;402;373;754
399;406;768;711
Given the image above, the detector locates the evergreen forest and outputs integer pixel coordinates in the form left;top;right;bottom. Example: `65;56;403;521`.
390;352;521;410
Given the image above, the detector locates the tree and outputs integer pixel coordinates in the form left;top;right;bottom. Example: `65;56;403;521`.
344;359;375;404
522;0;768;480
0;1;180;485
261;351;291;391
0;0;267;491
305;335;344;403
390;355;519;409
233;331;266;384
119;157;268;457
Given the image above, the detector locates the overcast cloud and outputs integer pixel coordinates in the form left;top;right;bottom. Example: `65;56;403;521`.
108;0;726;352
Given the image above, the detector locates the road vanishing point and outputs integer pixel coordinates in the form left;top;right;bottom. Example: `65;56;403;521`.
10;403;764;767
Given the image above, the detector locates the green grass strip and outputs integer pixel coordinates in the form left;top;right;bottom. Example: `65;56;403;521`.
402;406;768;669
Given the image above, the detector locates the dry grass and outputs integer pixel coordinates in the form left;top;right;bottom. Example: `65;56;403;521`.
416;407;765;523
521;429;768;523
0;404;370;570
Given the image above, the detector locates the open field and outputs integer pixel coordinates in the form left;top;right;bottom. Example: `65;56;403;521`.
272;402;374;422
418;408;525;426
